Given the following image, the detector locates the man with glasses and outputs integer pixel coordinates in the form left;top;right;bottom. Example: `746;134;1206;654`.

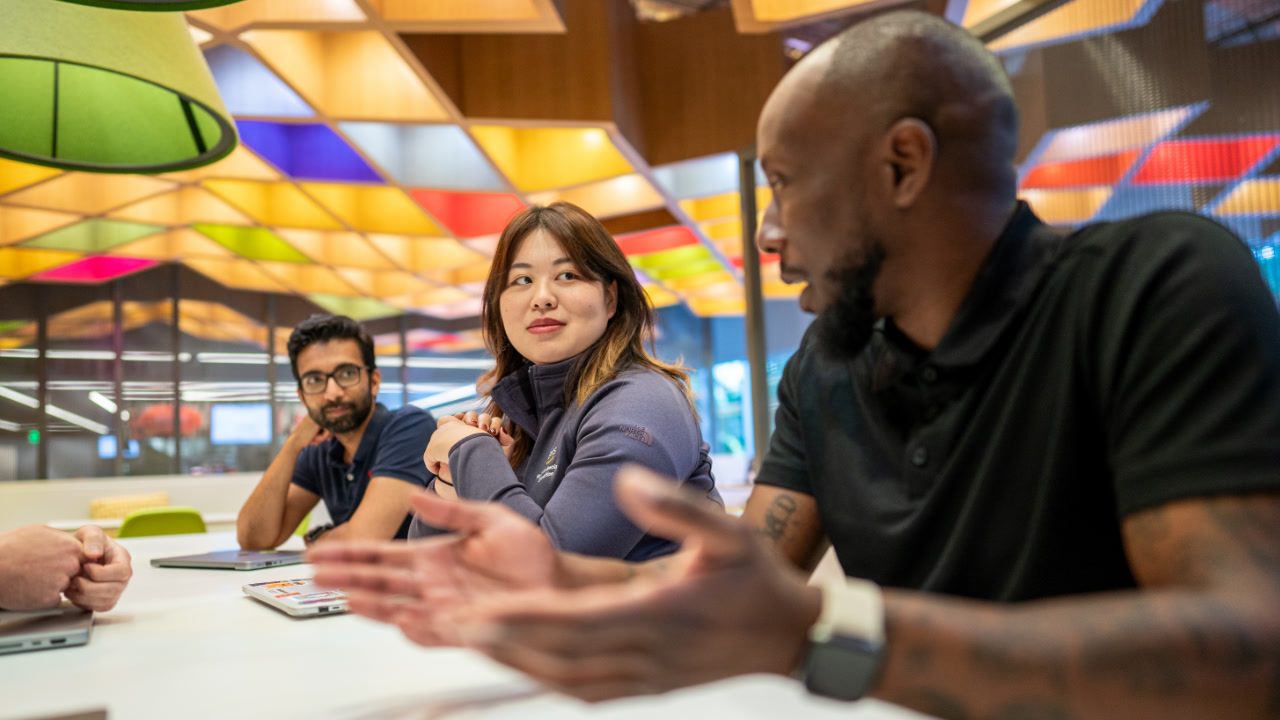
237;314;436;549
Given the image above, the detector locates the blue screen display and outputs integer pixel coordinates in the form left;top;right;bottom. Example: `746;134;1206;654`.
209;403;274;445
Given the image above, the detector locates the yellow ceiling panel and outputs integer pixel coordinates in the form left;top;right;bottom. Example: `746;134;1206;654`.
0;248;82;279
334;269;436;298
0;158;61;196
108;228;234;260
385;286;474;309
366;234;486;272
0;207;81;247
259;262;363;296
109;187;253;226
365;0;539;21
680;187;771;223
301;184;443;235
1020;187;1112;225
701;218;742;242
470;126;634;192
687;296;746;316
275;229;397;270
1212;178;1280;216
665;271;738;292
448;261;493;286
749;0;878;22
160;146;281;183
764;281;804;298
419;297;484;319
714;237;744;257
204;180;340;229
4;173;176;215
527;174;664;219
642;283;680;308
988;0;1147;51
184;257;288;293
188;0;365;29
245;30;448;121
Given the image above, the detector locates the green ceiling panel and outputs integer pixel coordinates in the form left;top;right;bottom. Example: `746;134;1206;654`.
630;244;713;271
193;223;311;264
647;258;725;281
307;294;402;321
24;219;164;252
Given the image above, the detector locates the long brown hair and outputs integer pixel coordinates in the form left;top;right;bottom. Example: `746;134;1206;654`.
478;202;695;469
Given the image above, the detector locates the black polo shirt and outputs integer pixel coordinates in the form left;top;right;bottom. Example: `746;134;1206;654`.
292;404;435;539
757;203;1280;601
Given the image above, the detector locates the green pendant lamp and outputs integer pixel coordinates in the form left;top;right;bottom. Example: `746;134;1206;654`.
55;1;244;9
0;0;239;173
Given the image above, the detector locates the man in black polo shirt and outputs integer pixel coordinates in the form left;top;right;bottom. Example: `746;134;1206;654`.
311;11;1280;718
237;314;435;548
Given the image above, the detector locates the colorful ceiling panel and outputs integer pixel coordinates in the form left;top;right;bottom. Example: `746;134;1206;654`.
470;126;634;192
985;0;1162;52
275;229;397;270
302;184;443;235
0;207;80;247
1209;178;1280;217
30;256;158;284
237;121;382;183
260;262;361;296
1020;187;1113;225
386;287;474;311
0;157;60;196
107;228;235;260
527;174;665;220
203;180;340;229
3;173;176;215
24;219;164;253
204;44;313;118
1032;106;1201;165
184;257;288;293
0;248;83;279
1131;136;1280;185
340;123;507;191
108;187;253;226
409;190;526;238
188;0;366;29
243;30;449;121
1020;151;1142;190
334;269;437;298
616;226;700;256
306;294;402;322
193;224;312;263
160;145;281;183
680;187;772;224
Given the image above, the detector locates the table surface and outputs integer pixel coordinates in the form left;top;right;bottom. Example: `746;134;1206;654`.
0;532;932;720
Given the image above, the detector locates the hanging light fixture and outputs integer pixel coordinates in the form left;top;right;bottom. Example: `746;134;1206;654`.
0;0;238;173
54;1;245;11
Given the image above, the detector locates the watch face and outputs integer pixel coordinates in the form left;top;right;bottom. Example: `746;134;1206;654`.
804;635;884;702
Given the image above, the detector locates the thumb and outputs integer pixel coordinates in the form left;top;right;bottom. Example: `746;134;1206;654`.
614;465;747;561
76;525;105;559
408;491;509;536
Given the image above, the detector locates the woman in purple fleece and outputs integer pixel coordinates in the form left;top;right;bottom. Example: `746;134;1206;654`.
412;202;721;560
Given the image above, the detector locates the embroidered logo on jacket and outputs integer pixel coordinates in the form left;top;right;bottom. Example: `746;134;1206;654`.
536;447;559;483
620;424;653;446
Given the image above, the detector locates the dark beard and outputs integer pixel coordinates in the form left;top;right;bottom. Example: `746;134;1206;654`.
815;241;885;363
308;392;374;434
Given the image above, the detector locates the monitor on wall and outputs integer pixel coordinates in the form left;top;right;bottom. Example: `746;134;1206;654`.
209;403;274;445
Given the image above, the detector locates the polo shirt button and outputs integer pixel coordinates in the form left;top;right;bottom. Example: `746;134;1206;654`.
346;473;354;481
921;366;939;383
910;446;930;467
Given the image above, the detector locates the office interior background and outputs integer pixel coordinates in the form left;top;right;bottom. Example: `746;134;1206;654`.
0;0;1277;483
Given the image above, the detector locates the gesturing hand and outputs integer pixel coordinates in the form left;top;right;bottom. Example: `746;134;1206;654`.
454;411;515;461
441;466;823;702
308;490;560;647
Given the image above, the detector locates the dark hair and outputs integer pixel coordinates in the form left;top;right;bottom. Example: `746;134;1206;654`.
286;314;376;382
478;202;695;469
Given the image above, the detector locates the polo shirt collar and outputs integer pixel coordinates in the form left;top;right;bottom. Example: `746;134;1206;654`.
490;358;574;438
886;201;1066;371
324;403;389;467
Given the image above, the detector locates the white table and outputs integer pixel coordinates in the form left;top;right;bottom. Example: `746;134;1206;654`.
0;532;931;720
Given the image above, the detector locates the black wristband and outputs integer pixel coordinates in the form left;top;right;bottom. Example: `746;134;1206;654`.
435;476;454;487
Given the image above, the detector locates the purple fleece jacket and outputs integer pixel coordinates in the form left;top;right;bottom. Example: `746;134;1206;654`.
411;358;720;560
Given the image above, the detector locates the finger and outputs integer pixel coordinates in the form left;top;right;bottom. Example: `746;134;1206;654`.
438;415;463;428
74;525;106;560
464;411;479;426
393;606;459;647
408;491;516;536
66;578;126;612
614;465;750;561
346;590;427;625
306;541;416;567
80;559;132;583
311;564;420;595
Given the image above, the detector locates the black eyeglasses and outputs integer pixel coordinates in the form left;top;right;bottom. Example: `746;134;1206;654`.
298;364;370;395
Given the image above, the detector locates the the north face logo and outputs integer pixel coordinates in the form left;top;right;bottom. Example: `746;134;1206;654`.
545;448;557;465
620;424;653;446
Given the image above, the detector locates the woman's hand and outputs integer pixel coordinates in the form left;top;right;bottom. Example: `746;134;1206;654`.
455;411;515;461
423;415;488;488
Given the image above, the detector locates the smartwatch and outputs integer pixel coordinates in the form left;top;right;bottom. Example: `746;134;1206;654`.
798;577;887;701
303;523;334;545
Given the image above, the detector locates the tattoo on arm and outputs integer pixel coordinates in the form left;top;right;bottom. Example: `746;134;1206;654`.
755;493;798;544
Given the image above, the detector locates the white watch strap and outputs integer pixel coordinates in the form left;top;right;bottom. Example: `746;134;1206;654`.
812;576;885;645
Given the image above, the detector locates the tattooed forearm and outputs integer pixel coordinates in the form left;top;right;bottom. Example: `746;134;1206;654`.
755;493;798;544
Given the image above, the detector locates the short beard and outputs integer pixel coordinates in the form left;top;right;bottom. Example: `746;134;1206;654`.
308;388;375;434
815;241;885;363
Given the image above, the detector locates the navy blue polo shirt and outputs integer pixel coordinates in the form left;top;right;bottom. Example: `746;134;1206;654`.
291;404;435;539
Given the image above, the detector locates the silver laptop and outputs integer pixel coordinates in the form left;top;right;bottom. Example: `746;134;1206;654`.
150;549;305;570
0;607;93;655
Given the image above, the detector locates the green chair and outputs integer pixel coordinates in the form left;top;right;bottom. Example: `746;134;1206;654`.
117;506;207;538
295;512;312;537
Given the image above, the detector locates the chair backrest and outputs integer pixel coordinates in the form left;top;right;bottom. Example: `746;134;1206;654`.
117;506;206;538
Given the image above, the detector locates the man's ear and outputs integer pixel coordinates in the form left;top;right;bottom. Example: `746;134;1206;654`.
369;367;381;395
880;118;936;210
